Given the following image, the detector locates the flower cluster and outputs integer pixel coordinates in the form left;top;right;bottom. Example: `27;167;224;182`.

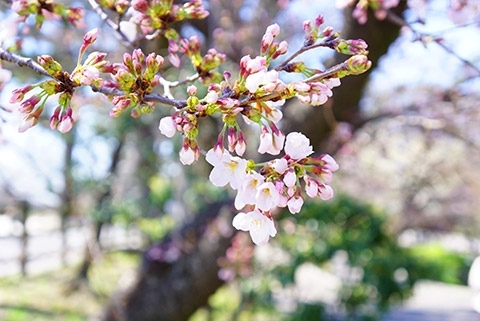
11;0;85;28
239;55;286;95
9;28;108;133
71;29;108;87
166;33;226;79
154;17;371;244
106;48;164;118
291;78;341;106
130;0;209;35
204;132;338;245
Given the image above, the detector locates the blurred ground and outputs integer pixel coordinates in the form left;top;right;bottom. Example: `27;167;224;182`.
1;214;478;320
382;281;478;321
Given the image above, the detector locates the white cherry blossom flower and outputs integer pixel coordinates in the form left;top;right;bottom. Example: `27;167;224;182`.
271;158;288;174
245;69;281;93
266;106;284;123
204;90;218;104
206;149;247;189
235;171;265;210
158;116;176;137
232;210;277;245
256;182;280;211
284;132;313;160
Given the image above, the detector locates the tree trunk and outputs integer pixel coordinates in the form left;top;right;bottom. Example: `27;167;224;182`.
72;131;126;286
61;131;75;265
19;200;30;277
103;201;235;321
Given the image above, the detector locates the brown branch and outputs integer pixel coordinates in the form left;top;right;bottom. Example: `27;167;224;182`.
89;85;187;109
0;47;51;78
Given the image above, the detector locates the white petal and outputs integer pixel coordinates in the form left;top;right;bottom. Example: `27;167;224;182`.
232;213;250;231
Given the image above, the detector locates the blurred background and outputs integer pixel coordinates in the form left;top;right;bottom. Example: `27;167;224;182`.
0;0;480;320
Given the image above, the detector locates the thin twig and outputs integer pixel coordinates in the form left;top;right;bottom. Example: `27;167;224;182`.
159;73;200;99
386;10;480;76
275;40;332;71
304;61;349;82
90;85;187;109
87;0;135;48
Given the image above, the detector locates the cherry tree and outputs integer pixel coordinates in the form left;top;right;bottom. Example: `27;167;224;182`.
1;0;479;320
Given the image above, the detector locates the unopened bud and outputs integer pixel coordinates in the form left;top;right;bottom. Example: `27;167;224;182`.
346;55;372;75
37;55;62;76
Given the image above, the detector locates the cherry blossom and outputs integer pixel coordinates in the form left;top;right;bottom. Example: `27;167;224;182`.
159;116;176;138
258;126;285;155
320;154;339;172
255;182;281;212
234;171;265;210
284;132;313;160
206;149;247;189
283;169;297;187
232;210;277;245
271;158;288;174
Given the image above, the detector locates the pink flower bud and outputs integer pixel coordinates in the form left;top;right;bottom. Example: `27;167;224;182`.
318;184;334;200
18;114;38;133
315;14;324;27
235;132;246;156
37;55;62;76
346;54;372;75
320;154;339;172
187;85;198;96
79;28;98;54
10;85;33;104
287;196;304;214
18;95;40;114
132;0;148;12
67;7;85;28
227;127;236;152
49;106;61;130
58;109;74;133
283;169;297;188
305;176;319;198
179;144;198;165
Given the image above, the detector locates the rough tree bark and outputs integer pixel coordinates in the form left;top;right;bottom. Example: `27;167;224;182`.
103;201;235;321
102;3;407;321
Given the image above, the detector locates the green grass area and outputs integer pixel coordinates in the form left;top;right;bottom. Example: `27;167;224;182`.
0;251;139;321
